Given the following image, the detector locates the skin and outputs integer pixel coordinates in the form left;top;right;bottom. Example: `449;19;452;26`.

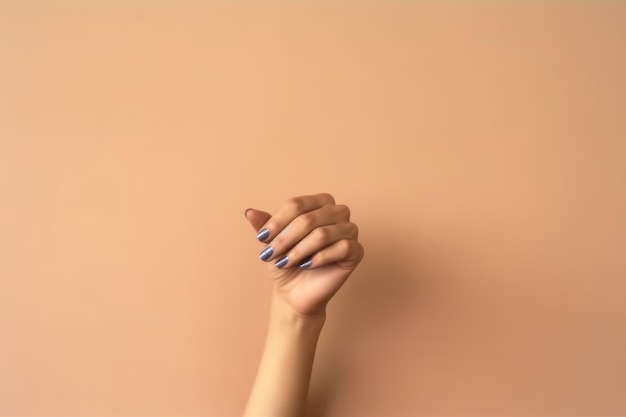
243;193;365;417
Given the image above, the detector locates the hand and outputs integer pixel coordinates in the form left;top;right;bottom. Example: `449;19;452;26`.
245;193;364;318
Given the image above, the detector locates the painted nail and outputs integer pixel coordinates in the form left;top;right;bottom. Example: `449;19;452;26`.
259;246;273;261
257;228;270;242
299;258;313;269
275;256;289;269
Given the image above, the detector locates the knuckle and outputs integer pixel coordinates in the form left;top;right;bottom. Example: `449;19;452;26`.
322;193;336;205
337;239;351;256
314;227;331;243
336;204;351;219
285;197;305;214
298;213;316;229
349;222;359;237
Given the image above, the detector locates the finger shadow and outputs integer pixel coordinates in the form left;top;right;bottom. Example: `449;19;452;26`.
305;222;427;417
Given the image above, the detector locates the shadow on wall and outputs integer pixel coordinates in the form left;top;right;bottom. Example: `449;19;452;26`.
305;222;430;417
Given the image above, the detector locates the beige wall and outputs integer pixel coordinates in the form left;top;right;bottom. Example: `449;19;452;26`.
1;3;625;416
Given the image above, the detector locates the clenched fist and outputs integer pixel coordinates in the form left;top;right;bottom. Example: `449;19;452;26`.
245;193;364;317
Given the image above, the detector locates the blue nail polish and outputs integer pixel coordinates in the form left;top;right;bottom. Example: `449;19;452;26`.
257;228;270;242
259;246;273;261
299;258;313;269
275;256;289;269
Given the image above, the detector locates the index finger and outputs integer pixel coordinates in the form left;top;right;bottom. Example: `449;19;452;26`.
256;193;336;243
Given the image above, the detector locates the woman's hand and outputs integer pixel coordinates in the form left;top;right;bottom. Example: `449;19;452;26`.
245;193;364;318
243;193;364;417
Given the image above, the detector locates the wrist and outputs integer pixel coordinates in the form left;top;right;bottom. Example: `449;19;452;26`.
269;291;326;334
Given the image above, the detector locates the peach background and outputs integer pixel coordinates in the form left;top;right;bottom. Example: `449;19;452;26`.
1;2;625;416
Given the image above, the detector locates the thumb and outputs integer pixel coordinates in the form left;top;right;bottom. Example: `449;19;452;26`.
244;208;272;232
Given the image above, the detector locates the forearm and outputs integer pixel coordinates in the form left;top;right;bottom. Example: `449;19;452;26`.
242;194;363;416
244;291;326;417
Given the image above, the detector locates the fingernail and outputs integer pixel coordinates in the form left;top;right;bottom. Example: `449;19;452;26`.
299;258;313;269
257;228;270;242
275;256;289;269
259;246;273;261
